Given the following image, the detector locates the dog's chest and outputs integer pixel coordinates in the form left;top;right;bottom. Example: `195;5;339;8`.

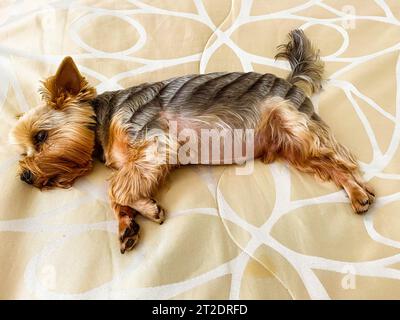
103;132;131;169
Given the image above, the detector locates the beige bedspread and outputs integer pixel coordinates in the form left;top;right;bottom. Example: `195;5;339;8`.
1;0;400;300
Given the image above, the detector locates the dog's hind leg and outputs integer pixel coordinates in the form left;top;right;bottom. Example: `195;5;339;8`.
258;102;375;213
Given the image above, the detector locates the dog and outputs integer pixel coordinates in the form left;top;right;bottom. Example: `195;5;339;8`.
10;30;375;253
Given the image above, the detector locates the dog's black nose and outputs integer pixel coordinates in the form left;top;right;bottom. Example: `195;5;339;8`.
20;170;34;185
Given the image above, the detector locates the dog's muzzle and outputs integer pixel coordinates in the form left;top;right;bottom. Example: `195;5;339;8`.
20;169;34;185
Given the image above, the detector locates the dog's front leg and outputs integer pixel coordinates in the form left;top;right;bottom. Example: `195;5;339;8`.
109;157;170;253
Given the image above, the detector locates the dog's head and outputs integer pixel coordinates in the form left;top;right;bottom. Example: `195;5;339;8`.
9;57;97;189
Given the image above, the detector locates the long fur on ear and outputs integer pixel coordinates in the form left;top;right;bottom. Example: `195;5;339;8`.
40;56;96;109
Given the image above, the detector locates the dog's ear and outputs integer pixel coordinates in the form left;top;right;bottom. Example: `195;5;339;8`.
54;56;83;95
41;56;95;108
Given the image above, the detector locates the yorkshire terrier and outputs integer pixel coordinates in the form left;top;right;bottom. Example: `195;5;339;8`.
10;30;375;253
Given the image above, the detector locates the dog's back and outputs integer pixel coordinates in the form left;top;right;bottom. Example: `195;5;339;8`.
92;30;324;148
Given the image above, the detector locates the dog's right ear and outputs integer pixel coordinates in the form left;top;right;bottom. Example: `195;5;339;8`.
41;56;93;108
54;56;83;96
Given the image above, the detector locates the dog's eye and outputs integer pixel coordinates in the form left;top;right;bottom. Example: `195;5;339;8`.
33;130;48;145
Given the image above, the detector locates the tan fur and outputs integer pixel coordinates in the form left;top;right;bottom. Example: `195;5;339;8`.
108;135;170;210
10;57;97;189
108;143;169;252
105;114;132;169
256;101;375;213
104;118;169;251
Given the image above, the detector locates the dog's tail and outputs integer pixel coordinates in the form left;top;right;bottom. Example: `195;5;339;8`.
275;29;324;97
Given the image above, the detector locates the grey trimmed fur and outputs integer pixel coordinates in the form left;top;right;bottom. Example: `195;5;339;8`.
275;29;325;95
91;29;324;160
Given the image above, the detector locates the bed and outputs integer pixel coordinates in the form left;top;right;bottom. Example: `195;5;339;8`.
1;0;400;299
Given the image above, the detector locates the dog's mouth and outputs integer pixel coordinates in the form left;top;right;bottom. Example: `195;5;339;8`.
37;178;57;189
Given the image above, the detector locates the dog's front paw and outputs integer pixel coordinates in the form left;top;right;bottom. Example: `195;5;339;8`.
119;217;140;254
133;198;167;224
149;199;166;224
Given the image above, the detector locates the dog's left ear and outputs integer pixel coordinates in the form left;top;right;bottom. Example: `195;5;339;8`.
54;56;83;96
